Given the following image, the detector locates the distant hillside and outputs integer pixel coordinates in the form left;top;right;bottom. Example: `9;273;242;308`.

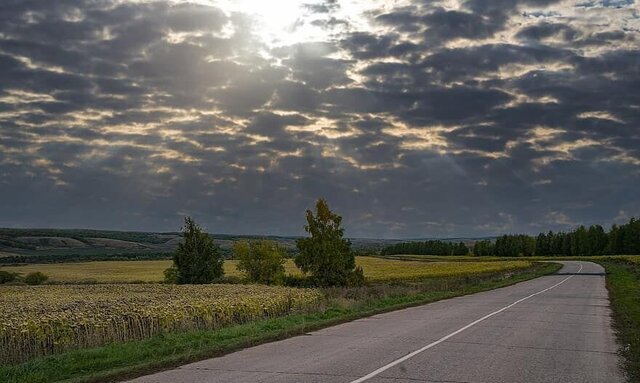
0;228;387;264
0;228;491;264
0;228;177;246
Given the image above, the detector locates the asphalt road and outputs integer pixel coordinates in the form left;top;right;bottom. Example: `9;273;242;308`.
127;261;625;383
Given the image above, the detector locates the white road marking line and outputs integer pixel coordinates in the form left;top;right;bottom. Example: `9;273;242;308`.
348;262;584;383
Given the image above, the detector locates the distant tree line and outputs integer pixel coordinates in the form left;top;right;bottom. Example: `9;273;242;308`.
381;240;469;256
0;228;173;245
488;235;536;257
0;252;172;264
472;218;640;256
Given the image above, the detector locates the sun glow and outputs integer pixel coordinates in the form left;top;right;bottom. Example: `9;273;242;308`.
217;0;326;46
187;0;407;47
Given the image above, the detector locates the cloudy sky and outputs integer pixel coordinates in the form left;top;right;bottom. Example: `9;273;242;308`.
0;0;638;238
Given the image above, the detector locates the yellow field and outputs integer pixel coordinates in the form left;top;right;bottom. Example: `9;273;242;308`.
0;260;267;282
356;257;532;281
611;255;640;264
0;284;321;364
1;260;176;282
0;257;532;283
0;260;303;282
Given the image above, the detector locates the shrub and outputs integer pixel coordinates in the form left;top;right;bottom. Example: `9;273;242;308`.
346;266;366;287
234;240;286;285
0;270;18;284
212;275;242;284
24;272;48;285
283;274;313;287
163;265;179;284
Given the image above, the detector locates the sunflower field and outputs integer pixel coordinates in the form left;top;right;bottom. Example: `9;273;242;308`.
0;284;321;364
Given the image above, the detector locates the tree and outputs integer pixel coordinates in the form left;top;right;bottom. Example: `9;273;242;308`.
381;240;467;256
295;199;364;286
562;232;572;256
234;240;286;285
167;216;223;284
605;224;621;255
492;234;535;257
587;225;607;255
622;218;640;254
547;231;561;256
454;241;469;255
571;226;589;256
535;232;550;256
472;240;494;256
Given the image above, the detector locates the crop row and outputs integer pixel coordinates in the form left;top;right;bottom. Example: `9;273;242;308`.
0;284;321;364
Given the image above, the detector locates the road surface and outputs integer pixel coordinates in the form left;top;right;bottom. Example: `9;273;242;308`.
127;261;625;383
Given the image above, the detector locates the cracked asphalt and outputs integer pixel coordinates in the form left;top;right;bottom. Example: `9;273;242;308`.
126;261;625;383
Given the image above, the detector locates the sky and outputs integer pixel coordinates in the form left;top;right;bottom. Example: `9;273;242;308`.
0;0;639;238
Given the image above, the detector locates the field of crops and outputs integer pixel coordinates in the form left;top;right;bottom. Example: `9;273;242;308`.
0;257;541;365
356;257;532;281
0;284;321;364
0;257;533;283
613;255;640;263
0;260;298;283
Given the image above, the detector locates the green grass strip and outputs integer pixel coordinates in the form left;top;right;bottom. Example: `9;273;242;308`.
0;262;560;383
598;260;640;382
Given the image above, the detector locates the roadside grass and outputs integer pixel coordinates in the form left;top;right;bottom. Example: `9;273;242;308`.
0;262;560;383
596;259;640;382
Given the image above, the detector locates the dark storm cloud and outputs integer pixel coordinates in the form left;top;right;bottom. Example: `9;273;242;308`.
245;112;311;135
0;0;638;237
340;32;396;60
515;22;578;42
272;81;322;111
421;8;507;42
280;42;353;89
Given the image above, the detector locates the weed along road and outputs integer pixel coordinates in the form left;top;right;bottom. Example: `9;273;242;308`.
127;261;625;383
